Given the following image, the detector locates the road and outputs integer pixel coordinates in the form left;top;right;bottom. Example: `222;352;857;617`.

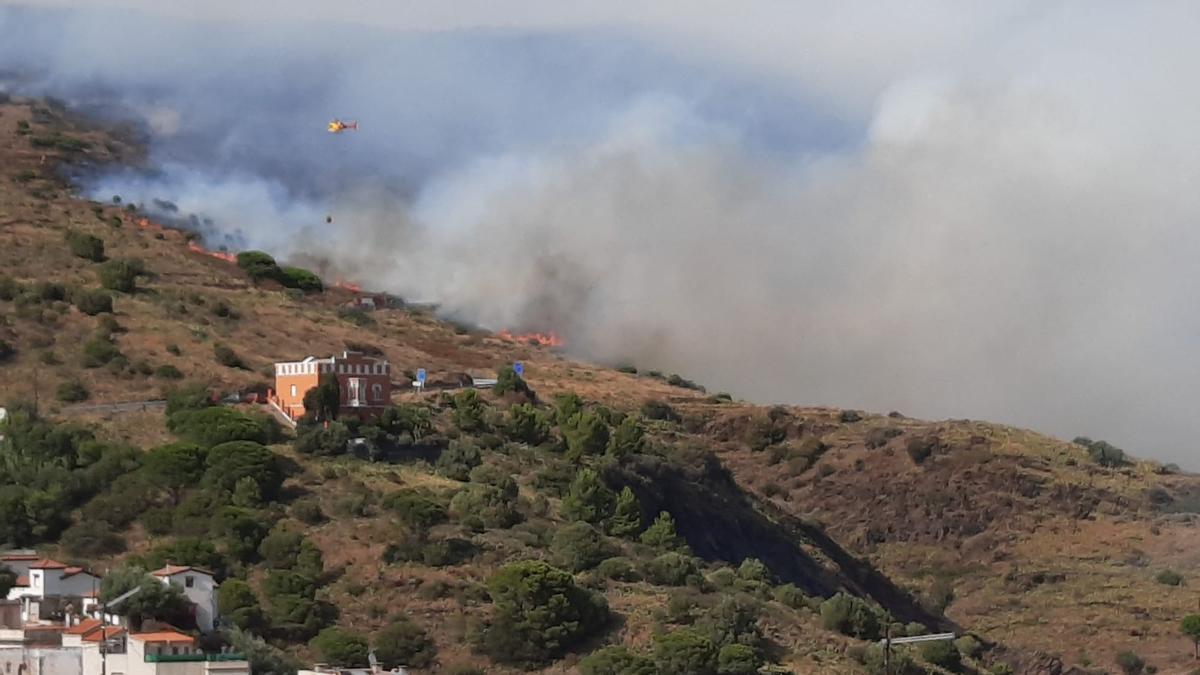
60;399;166;415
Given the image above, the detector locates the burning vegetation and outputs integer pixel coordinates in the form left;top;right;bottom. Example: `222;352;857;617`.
186;239;237;263
497;329;565;348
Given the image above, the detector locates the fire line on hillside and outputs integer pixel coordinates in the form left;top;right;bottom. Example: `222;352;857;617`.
497;329;565;348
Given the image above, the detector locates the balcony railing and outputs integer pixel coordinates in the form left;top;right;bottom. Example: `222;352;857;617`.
144;653;246;663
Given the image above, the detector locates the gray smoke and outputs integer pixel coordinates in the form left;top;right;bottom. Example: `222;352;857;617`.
4;1;1200;466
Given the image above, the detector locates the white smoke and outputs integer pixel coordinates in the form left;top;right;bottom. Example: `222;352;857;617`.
5;1;1200;466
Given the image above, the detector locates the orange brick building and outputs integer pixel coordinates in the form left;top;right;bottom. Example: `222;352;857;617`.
270;351;392;421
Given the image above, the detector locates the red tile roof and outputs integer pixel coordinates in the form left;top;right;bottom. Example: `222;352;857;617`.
82;627;124;643
29;559;68;570
66;618;102;636
131;631;195;645
0;553;39;562
61;566;96;579
13;575;29;587
151;565;212;578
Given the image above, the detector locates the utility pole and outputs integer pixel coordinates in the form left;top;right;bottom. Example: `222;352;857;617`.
99;585;144;675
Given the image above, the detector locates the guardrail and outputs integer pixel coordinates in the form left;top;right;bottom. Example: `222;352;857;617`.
144;654;246;663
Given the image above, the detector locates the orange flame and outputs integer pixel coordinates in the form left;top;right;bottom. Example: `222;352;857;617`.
135;217;165;233
334;279;363;293
498;330;565;348
187;240;238;263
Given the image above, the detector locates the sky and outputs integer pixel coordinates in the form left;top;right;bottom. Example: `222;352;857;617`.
3;0;1199;466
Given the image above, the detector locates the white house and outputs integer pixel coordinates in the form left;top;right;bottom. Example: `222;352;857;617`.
149;567;217;634
4;559;101;625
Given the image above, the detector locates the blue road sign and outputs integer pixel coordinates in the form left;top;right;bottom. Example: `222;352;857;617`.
416;368;427;383
513;362;524;376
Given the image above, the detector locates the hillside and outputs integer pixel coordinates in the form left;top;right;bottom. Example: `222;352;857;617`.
2;95;1200;675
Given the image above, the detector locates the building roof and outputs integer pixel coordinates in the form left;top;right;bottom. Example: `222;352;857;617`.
151;564;213;578
82;626;125;642
131;631;196;645
66;618;102;636
13;575;29;587
61;566;96;579
29;558;68;569
0;553;39;562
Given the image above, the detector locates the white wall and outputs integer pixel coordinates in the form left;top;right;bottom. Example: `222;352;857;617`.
158;576;216;634
0;645;83;675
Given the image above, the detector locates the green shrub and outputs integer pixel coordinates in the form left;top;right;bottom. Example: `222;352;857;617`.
309;627;369;667
169;407;278;447
420;537;476;567
1156;569;1184;586
0;276;20;301
479;560;609;665
596;557;640;582
81;334;122;367
380;489;447;529
920;640;961;670
579;646;656;675
505;403;550;445
644;552;700;586
59;520;125;557
74;289;113;315
563;411;610;460
154;364;184;379
653;630;718;675
373;619;437;669
819;593;881;640
608;417;645;458
236;251;283;282
291;499;326;525
641;399;680;422
1085;439;1127;467
640;511;683;549
279;267;323;292
561;468;616;524
771;583;809;610
214;343;246;369
98;260;139;293
954;634;982;659
448;484;520;529
55;380;89;402
494;366;532;397
436;440;482;480
716;644;759;675
451;389;488;433
551;522;616;572
65;230;105;262
219;579;266;633
294;422;351;456
204;442;284;500
906;436;937;464
608;486;642;537
553;392;585;426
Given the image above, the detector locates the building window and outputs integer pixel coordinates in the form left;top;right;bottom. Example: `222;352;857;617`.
372;384;383;401
290;384;297;397
185;576;194;588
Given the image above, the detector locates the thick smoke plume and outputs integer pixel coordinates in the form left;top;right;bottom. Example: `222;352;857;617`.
4;2;1200;466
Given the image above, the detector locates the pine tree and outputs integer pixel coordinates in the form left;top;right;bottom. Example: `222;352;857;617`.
640;511;683;550
608;487;642;537
560;468;616;524
607;417;645;458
